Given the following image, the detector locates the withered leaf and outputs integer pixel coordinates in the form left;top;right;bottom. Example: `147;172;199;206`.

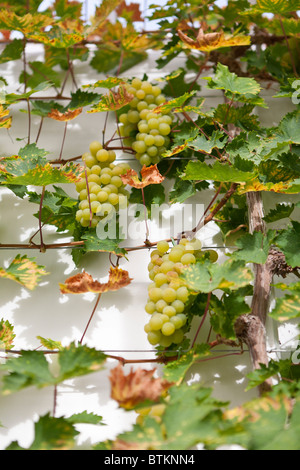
60;267;132;294
178;27;251;52
48;107;83;121
109;363;174;410
120;164;165;188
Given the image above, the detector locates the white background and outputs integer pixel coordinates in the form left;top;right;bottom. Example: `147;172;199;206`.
0;0;298;450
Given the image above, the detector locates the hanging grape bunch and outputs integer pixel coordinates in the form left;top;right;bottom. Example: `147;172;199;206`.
118;78;174;166
75;140;131;228
144;238;206;349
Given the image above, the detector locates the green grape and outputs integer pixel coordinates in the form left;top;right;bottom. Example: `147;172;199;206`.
144;134;155;146
162;305;176;317
96;149;110;163
181;253;196;265
149;313;164;331
170;315;183;329
140;154;152;166
155;299;167;313
158;122;171;136
148;287;163;302
89;140;102;156
145;301;156;314
154;272;168;287
84;155;97;168
161;322;175;336
162;287;177;303
132;140;147;154
147;330;162;346
157;240;170;254
108;193;119;206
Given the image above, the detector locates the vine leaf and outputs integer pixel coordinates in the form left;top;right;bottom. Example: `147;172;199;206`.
177;28;251;52
180;258;253;294
0;103;11;128
110;363;174;410
81;231;127;257
115;1;143;22
162;344;211;385
204;63;265;106
270;282;300;321
224;394;300;450
182;160;255;183
0;11;54;35
243;0;300;14
83;77;127;90
153;90;197;114
103;383;228;451
0;342;107;395
59;267;132;294
0;255;48;290
88;84;134;113
47;107;82;121
0;319;15;350
275;221;300;268
232;230;276;264
121;164;165;188
264;203;295;223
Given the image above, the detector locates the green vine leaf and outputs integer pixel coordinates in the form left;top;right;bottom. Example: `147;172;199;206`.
264;203;295;223
275;221;300;268
182;161;255;183
0;342;107;395
0;255;48;290
163;344;211;385
232;230;276;264
203;63;266;107
180;258;253;294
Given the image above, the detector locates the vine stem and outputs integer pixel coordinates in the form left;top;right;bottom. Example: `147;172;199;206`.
38;186;46;252
59;122;68;161
79;293;102;345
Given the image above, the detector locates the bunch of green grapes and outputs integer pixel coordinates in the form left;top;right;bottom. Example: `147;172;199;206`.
75;140;131;228
118;78;174;166
144;238;204;349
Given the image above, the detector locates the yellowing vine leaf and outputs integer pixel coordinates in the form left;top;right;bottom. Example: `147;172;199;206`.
48;107;82;121
120;164;165;188
59;267;132;294
0;255;48;290
88;84;134;113
109;363;173;410
0;104;12;128
177;27;251;52
0;11;53;36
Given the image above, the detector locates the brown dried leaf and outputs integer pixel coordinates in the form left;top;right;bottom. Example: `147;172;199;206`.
120;164;165;188
59;267;132;294
178;27;250;52
48;107;82;121
110;363;174;410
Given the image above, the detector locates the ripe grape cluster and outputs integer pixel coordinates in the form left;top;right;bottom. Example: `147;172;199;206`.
144;238;203;349
75;140;130;228
118;78;174;166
